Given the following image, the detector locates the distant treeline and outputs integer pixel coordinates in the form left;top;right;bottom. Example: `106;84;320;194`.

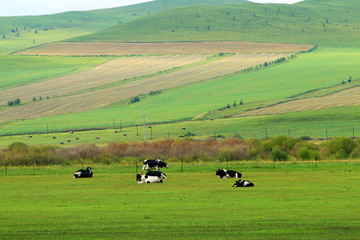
1;136;360;166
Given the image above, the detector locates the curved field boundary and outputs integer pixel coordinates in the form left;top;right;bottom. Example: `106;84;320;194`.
236;86;360;117
16;41;314;56
0;53;291;122
0;55;210;105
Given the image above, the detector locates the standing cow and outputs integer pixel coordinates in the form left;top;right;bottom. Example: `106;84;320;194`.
216;169;242;178
73;167;93;178
232;179;254;187
141;159;168;174
136;174;163;184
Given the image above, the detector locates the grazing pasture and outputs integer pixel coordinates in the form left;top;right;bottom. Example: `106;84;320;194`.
0;53;290;122
0;54;209;104
17;41;314;56
0;163;359;239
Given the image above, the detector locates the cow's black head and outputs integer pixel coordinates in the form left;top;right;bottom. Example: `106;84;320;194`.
215;169;225;176
136;174;142;181
86;167;92;171
161;161;168;168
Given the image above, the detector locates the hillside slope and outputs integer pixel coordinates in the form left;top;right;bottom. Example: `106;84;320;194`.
0;0;247;35
70;0;360;47
0;0;247;54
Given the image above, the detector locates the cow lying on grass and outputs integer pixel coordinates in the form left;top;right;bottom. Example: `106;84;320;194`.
136;174;163;184
146;170;167;179
142;159;168;173
216;169;242;178
73;167;93;178
232;179;254;187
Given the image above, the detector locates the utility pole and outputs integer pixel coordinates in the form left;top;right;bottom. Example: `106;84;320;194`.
143;107;146;141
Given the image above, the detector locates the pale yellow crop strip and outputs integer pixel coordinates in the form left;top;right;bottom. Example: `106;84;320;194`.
236;86;360;117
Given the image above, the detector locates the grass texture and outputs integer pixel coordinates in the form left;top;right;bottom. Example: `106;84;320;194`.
0;162;359;239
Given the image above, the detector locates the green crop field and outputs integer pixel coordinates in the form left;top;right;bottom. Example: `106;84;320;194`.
2;105;360;147
0;163;359;239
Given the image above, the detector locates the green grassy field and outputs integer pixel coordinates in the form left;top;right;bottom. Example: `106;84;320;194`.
0;162;359;239
71;0;360;47
2;105;360;147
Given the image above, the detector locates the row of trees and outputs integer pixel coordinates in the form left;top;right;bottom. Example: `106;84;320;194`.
1;136;360;166
7;98;21;107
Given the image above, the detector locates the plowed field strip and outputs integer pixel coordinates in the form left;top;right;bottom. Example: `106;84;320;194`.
0;53;291;122
236;86;360;117
0;55;209;104
16;41;314;56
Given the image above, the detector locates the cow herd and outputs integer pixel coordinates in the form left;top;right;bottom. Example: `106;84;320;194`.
73;159;254;187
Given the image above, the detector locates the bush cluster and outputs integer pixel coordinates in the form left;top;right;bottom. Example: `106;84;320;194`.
1;136;360;166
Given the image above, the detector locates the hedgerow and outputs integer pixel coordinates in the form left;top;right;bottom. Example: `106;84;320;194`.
0;136;359;166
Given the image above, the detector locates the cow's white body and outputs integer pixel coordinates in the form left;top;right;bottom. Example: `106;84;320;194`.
137;174;163;184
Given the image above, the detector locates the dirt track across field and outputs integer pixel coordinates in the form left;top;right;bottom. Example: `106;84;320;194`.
16;41;314;56
235;86;360;117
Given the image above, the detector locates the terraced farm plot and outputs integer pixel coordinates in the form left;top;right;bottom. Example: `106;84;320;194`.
0;53;291;122
0;55;209;105
17;41;314;56
236;86;360;117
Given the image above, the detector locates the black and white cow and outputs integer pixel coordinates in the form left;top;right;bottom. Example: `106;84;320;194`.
136;174;163;184
73;167;93;178
232;179;254;187
146;170;167;179
141;159;168;173
215;169;242;178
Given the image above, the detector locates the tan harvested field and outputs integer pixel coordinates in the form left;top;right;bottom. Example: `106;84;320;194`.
16;41;314;56
0;53;290;122
0;55;210;105
236;86;360;117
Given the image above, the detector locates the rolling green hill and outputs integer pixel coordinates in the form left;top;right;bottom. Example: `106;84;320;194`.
71;0;360;47
0;0;247;54
1;0;360;141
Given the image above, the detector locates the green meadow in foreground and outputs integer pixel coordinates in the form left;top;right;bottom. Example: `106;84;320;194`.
0;163;359;239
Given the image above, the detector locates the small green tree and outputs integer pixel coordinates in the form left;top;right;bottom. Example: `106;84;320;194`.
297;147;311;160
271;147;288;161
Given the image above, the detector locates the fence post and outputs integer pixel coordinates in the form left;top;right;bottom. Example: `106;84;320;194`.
326;128;328;140
5;163;7;176
135;161;138;173
181;158;184;172
266;128;268;139
353;126;355;139
33;162;36;175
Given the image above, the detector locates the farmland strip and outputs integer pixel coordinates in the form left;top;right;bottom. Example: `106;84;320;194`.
0;55;210;104
236;86;360;117
0;53;291;122
16;41;314;56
